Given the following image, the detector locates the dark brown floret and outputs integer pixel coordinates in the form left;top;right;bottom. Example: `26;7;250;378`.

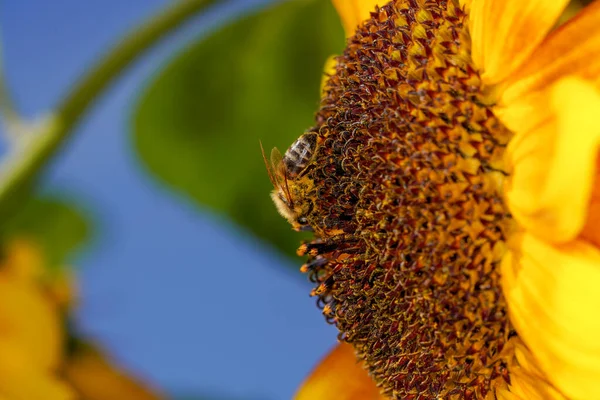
299;0;516;398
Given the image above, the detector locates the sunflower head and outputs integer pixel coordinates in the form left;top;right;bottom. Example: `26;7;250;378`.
291;0;519;397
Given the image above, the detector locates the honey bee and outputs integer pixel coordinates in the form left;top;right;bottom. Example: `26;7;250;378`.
262;131;318;231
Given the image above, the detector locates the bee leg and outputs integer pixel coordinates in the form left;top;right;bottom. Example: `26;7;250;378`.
300;256;328;273
297;234;359;257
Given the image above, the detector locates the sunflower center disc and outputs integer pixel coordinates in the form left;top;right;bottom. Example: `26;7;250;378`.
300;0;517;397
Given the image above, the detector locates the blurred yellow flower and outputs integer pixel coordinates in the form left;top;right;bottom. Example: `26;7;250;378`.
295;0;600;398
0;240;74;400
0;239;163;400
65;344;163;400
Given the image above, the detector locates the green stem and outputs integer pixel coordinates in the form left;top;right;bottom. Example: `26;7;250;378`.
0;40;23;139
0;0;219;221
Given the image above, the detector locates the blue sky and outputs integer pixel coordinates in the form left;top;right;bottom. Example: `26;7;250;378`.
0;1;337;398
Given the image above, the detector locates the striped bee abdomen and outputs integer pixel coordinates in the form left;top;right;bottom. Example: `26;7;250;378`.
283;131;317;177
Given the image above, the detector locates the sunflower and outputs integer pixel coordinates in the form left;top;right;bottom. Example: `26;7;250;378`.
286;0;600;399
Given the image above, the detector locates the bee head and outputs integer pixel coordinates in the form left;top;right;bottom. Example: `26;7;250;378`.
270;189;312;231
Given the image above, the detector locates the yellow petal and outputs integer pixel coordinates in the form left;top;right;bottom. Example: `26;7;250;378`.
331;0;380;37
503;77;600;243
47;268;78;309
1;239;45;281
555;1;589;27
0;268;62;371
496;338;567;400
0;343;75;400
295;342;385;400
0;240;73;398
581;157;600;247
501;0;600;105
64;344;164;400
502;232;600;399
321;55;338;95
468;0;569;86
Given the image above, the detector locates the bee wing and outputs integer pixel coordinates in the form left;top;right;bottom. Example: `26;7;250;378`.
270;147;285;182
260;141;278;187
271;147;294;207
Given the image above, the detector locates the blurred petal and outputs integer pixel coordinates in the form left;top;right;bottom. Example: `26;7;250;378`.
0;350;75;400
503;77;600;243
555;1;588;27
64;344;164;400
501;1;600;105
0;246;62;370
502;232;600;399
331;0;380;37
469;0;569;85
47;268;78;310
581;156;600;247
0;342;74;400
0;240;72;399
321;55;338;95
2;239;45;281
295;343;385;400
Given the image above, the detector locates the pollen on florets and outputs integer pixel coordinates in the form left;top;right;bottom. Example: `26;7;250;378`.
299;0;516;398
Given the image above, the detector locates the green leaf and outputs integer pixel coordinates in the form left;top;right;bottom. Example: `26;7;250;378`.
1;195;91;270
133;0;344;258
